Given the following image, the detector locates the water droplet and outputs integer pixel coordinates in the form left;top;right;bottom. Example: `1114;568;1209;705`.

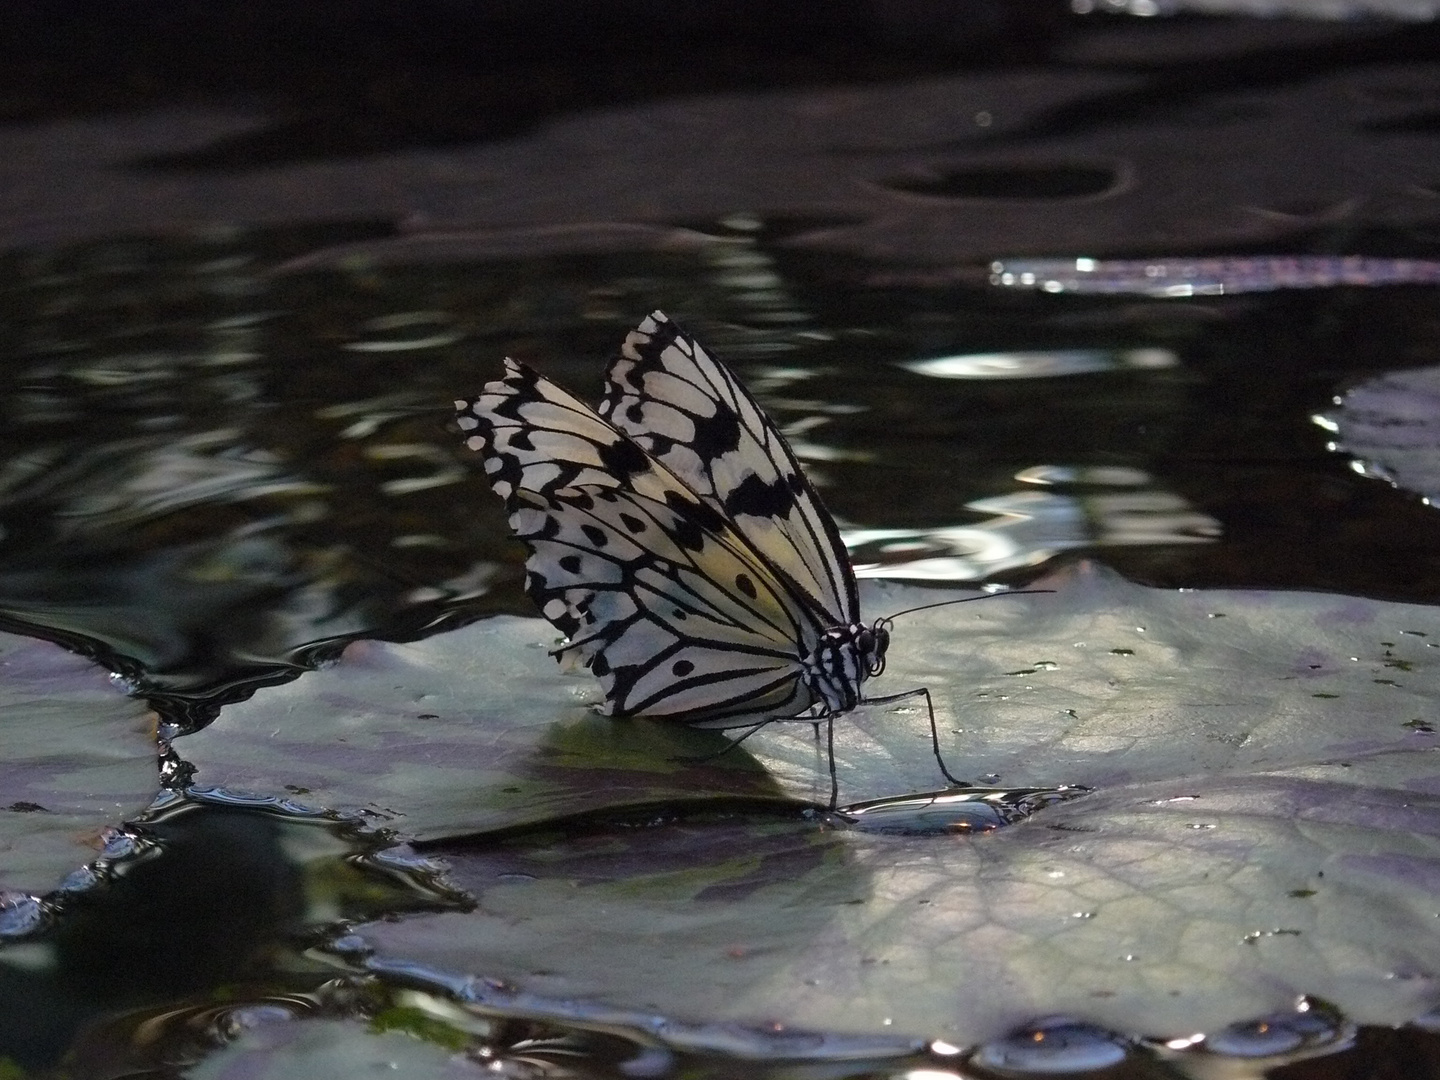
973;1018;1132;1073
1198;999;1352;1058
835;787;1090;835
1242;928;1303;945
0;896;45;938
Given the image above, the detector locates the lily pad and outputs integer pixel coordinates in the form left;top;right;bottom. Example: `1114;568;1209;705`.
178;562;1440;831
177;563;1440;1042
358;762;1440;1044
0;631;157;897
1319;364;1440;504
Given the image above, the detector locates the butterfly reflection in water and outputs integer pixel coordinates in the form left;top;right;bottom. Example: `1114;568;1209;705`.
455;311;966;807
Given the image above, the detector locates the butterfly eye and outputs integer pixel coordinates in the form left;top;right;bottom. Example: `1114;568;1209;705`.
872;620;892;651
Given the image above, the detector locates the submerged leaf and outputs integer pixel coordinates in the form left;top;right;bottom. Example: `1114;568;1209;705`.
187;1017;478;1080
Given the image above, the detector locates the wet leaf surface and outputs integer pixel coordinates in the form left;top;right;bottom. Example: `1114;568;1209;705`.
1321;363;1440;505
177;563;1440;1041
0;631;156;896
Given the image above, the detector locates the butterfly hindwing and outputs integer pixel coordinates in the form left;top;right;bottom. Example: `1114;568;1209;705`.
599;312;859;625
510;484;813;721
457;357;821;722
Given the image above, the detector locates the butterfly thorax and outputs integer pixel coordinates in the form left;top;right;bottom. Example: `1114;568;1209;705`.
801;621;890;715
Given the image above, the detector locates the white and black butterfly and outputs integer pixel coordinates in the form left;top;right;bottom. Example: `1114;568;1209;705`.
455;311;963;806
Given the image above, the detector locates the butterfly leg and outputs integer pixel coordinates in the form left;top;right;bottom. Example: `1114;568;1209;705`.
826;714;838;810
863;687;968;788
671;718;776;766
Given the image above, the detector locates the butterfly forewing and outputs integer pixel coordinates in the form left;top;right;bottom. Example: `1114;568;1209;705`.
457;356;822;722
600;312;859;625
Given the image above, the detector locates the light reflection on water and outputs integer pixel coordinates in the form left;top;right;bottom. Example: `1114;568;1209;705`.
901;346;1178;379
846;477;1219;582
990;256;1440;297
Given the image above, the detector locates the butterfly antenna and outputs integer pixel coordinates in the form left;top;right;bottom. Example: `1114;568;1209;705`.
880;588;1055;624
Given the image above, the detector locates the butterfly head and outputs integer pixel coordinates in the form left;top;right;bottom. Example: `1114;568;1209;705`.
862;618;891;678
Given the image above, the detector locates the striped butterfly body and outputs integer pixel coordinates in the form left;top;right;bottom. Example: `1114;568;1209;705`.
455;311;959;806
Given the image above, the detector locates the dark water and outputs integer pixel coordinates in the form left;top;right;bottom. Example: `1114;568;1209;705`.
3;221;1440;1075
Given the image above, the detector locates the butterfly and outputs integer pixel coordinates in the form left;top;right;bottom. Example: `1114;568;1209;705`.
455;311;964;807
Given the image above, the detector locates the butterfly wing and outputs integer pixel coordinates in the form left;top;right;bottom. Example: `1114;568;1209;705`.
598;311;860;625
456;357;818;723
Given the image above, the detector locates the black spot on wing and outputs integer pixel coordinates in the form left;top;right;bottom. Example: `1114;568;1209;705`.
662;490;728;552
724;472;798;519
598;437;652;480
668;513;702;552
559;554;582;573
735;573;757;599
662;489;727;533
619;512;646;534
672;659;694;676
580;524;608;548
691;405;744;457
